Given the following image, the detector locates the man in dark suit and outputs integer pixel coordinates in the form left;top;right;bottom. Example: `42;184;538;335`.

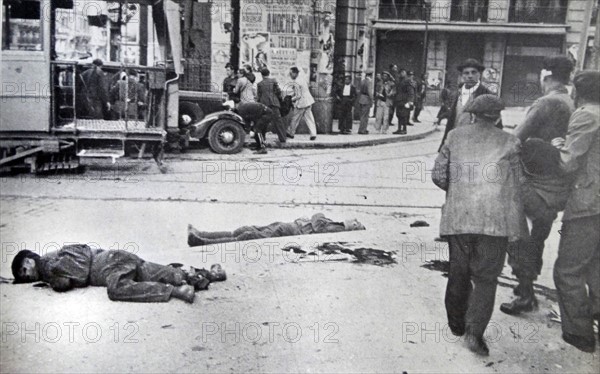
335;75;357;134
438;59;499;151
257;68;286;143
393;71;416;135
80;59;109;119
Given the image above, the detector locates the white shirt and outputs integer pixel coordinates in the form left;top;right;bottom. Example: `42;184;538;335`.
343;84;351;96
460;81;480;105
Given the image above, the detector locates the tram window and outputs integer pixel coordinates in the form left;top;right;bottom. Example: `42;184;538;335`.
2;0;42;51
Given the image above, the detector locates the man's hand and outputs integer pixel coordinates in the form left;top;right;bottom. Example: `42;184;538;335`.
551;137;565;149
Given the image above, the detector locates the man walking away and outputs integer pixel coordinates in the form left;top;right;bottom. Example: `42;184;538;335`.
287;67;317;140
432;95;525;356
358;71;374;134
393;70;415;135
412;73;426;123
500;56;575;316
335;74;357;134
438;59;497;151
550;71;600;353
257;67;286;143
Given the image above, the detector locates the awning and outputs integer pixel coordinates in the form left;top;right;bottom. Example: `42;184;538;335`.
372;21;568;35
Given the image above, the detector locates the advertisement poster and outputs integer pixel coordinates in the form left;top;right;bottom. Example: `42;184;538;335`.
240;32;270;71
211;0;233;92
270;48;297;94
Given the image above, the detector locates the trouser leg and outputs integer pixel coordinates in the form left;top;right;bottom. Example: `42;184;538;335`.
465;235;507;338
359;104;370;133
445;235;473;334
103;251;175;302
508;188;557;281
303;106;317;136
375;103;384;131
554;215;600;340
270;106;287;142
388;105;395;125
288;108;304;135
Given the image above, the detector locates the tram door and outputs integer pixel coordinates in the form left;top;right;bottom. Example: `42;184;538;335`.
1;0;51;132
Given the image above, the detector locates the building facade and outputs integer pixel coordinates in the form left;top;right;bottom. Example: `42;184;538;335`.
365;0;599;106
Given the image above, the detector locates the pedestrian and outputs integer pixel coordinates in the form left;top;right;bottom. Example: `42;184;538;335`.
110;69;146;121
235;102;273;154
388;64;401;125
358;71;374;134
373;73;383;118
412;73;426;123
188;213;365;246
80;58;109;119
234;65;256;104
11;244;226;304
438;58;498;151
223;62;239;102
432;94;525;356
374;72;389;134
434;82;453;126
500;56;575;316
287;67;317;141
257;67;286;143
335;74;357;134
393;70;415;135
549;70;600;353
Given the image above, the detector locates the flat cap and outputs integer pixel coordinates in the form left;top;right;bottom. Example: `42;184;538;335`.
463;94;505;114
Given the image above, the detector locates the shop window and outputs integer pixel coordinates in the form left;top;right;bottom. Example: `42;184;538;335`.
2;0;43;51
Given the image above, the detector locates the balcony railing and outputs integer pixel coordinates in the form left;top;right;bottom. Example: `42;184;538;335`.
508;5;567;24
378;4;488;22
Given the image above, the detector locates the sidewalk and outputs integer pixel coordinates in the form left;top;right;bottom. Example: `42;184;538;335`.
266;106;441;149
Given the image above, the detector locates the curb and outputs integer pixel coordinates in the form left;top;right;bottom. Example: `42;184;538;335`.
270;126;439;149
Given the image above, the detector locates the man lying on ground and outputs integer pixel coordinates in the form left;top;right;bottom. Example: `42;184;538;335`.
11;244;226;303
188;213;365;247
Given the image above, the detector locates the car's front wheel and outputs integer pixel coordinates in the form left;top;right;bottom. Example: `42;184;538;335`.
207;120;246;154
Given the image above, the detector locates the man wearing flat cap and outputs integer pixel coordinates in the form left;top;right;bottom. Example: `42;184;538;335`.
433;94;525;357
500;56;575;316
438;58;498;151
549;70;600;353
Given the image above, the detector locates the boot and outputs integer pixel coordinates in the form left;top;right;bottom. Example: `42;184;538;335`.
185;269;211;291
500;280;538;315
171;284;195;303
464;332;489;356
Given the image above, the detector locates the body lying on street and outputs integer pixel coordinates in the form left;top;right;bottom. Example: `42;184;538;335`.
11;244;226;304
188;213;365;247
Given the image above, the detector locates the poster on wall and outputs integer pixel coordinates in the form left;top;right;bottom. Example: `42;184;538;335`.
426;69;444;90
240;32;270;71
317;13;334;74
270;48;297;94
482;67;500;93
211;0;233;92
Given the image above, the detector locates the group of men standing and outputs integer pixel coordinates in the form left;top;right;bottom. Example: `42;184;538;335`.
78;59;147;121
433;55;600;356
222;63;318;154
333;65;426;136
373;65;425;135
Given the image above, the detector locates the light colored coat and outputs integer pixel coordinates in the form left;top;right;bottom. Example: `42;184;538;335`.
559;104;600;220
290;76;315;109
433;121;526;241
